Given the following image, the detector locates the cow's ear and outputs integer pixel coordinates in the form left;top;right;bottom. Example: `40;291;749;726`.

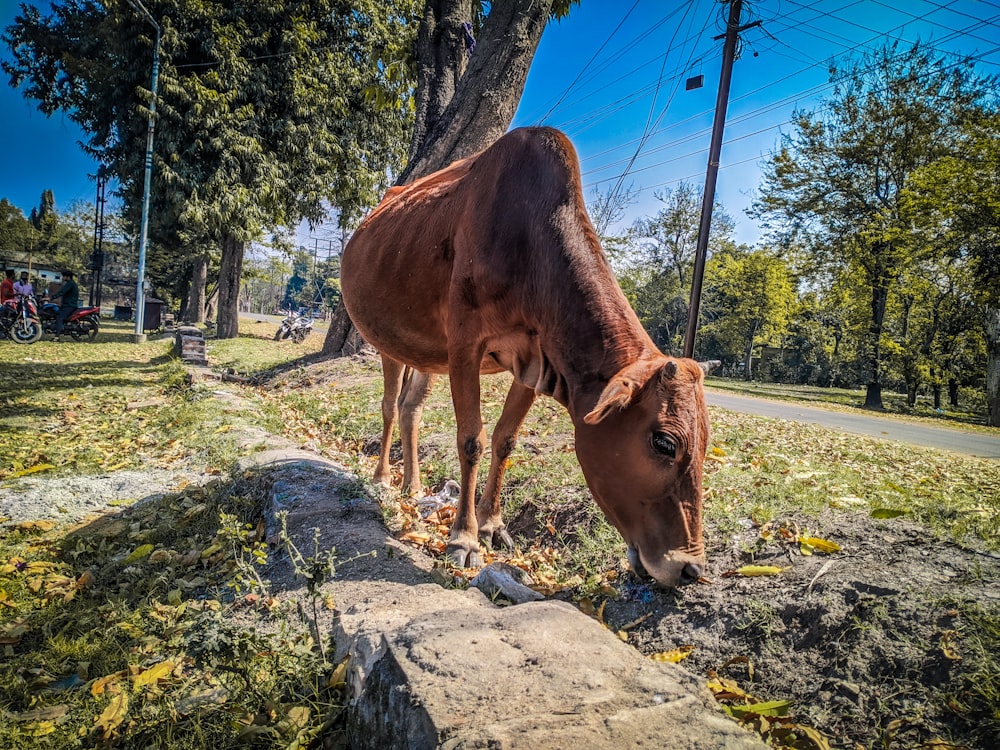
584;360;658;424
583;377;637;424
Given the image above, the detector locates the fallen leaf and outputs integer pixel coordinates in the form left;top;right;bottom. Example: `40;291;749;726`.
726;565;785;577
94;691;129;739
123;544;154;564
870;508;908;519
726;699;793;719
6;463;56;478
651;645;694;663
798;536;842;555
133;660;175;689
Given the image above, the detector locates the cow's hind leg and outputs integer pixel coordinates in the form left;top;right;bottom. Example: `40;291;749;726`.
373;357;406;488
398;369;436;495
478;381;536;550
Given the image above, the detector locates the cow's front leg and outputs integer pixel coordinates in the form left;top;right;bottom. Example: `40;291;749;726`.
478;381;536;549
447;351;487;569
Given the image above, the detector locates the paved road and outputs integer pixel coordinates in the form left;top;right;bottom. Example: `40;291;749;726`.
705;390;1000;459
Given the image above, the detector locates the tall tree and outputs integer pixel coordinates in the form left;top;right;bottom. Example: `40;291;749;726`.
904;112;1000;424
322;0;577;355
701;247;796;380
4;0;416;337
752;42;995;409
614;183;733;354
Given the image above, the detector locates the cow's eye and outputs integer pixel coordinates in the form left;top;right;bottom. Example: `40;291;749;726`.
651;431;676;458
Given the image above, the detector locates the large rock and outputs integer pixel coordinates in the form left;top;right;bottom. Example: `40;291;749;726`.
340;594;762;749
248;450;765;750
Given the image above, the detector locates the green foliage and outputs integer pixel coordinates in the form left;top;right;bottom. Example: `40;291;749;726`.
3;0;419;293
751;41;996;406
617;181;734;353
701;247;796;378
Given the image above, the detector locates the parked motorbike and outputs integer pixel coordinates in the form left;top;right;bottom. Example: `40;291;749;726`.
274;310;314;343
0;294;43;344
39;298;101;341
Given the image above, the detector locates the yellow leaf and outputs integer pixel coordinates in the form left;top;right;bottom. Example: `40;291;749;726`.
707;678;751;700
123;544;154;564
133;660;175;689
200;542;224;558
7;463;56;478
94;691;129;739
651;645;694;663
733;565;785;577
726;699;793;718
11;520;57;532
798;536;841;554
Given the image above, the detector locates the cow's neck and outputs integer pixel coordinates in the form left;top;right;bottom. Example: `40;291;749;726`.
527;261;661;425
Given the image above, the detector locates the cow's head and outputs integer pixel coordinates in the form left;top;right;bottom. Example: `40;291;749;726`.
574;356;716;588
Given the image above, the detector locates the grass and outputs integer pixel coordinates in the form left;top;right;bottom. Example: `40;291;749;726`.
1;319;998;748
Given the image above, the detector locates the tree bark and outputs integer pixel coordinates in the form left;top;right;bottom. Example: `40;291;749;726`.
216;234;245;339
184;254;208;324
985;305;1000;427
322;0;555;357
863;261;890;410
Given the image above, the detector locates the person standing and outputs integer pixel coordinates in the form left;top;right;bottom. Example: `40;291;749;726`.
49;270;79;342
0;270;14;303
13;271;34;297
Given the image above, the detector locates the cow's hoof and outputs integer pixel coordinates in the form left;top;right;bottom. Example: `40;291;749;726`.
478;524;514;551
445;542;482;570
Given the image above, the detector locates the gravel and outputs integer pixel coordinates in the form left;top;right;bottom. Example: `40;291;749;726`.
0;468;212;527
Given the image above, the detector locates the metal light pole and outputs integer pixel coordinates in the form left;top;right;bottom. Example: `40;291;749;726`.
127;0;160;343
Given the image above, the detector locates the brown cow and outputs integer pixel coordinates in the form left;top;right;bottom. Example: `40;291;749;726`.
341;127;715;588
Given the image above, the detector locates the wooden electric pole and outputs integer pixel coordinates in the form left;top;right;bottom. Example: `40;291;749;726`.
683;0;760;358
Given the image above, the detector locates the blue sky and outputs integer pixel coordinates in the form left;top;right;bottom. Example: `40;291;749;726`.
1;0;998;247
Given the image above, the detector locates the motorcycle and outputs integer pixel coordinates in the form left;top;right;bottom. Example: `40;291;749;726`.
0;294;43;344
39;298;101;341
274;310;314;343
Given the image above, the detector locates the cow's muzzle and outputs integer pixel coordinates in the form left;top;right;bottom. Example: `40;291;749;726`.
628;546;705;588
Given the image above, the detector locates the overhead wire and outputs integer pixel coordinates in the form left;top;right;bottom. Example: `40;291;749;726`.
577;4;999;192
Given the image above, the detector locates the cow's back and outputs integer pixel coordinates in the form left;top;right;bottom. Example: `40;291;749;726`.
341;127;604;373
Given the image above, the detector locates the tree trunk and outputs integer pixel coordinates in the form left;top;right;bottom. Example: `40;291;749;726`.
864;267;889;410
185;254;208;324
985;305;1000;427
408;0;471;166
949;378;959;408
322;0;555;357
216;234;245;339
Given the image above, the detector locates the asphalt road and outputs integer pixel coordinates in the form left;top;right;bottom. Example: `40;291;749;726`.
705;390;1000;459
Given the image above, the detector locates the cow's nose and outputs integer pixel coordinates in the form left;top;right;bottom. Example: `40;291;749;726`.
680;563;702;584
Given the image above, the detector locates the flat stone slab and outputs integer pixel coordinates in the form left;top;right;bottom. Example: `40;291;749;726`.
246;447;766;750
342;595;764;749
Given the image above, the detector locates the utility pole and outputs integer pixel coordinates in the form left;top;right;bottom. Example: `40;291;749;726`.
683;0;760;358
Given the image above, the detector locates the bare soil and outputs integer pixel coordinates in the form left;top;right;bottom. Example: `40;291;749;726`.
533;507;1000;750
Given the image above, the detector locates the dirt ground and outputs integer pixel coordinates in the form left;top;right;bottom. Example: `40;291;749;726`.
525;507;1000;750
